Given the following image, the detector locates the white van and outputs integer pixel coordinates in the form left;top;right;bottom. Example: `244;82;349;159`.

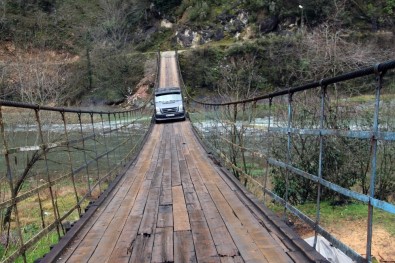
154;87;186;123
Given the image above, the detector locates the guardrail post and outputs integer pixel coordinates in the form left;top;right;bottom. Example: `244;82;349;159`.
129;110;135;160
78;112;92;196
34;108;62;238
104;113;113;175
284;93;293;221
263;98;272;202
100;113;111;174
314;84;327;249
61;111;81;217
113;112;121;166
366;66;385;262
90;112;102;194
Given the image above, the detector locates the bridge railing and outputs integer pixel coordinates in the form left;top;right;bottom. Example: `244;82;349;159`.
0;101;153;262
183;58;395;262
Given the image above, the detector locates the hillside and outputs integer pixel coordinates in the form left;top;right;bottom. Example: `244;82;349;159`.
0;0;394;105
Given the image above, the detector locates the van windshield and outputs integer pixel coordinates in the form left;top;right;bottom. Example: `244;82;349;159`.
155;93;182;103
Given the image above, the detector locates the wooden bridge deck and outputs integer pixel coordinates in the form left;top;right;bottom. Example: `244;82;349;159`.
56;121;325;263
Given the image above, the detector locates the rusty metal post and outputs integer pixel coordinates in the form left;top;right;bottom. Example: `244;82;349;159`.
284;93;293;220
60;111;81;216
121;112;127;162
0;105;27;262
113;112;122;167
263;98;272;202
90;113;102;194
78;112;92;196
366;66;385;262
128;111;135;159
314;84;327;249
34;108;62;237
102;113;112;175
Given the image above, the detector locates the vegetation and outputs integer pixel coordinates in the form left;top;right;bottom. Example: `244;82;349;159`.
0;0;394;105
267;200;395;236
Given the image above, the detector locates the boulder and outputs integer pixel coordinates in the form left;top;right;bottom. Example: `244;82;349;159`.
259;16;279;34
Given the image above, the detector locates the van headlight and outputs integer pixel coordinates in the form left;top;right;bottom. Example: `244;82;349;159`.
156;107;161;114
178;105;184;112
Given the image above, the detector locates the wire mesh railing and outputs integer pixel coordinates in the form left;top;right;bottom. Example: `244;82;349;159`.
0;100;153;262
183;58;395;263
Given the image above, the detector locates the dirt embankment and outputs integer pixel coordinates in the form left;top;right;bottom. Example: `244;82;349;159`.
295;219;395;262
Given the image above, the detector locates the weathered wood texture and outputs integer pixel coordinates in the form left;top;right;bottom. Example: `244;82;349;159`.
58;121;325;263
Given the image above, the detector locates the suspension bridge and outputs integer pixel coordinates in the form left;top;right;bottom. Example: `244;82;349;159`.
0;52;394;263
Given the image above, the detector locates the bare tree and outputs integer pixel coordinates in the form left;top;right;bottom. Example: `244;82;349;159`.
98;0;148;47
216;53;263;180
2;51;73;105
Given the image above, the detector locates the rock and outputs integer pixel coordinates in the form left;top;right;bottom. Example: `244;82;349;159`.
200;30;214;44
176;28;194;47
213;28;224;41
259;16;279;34
217;13;236;24
231;19;245;33
237;11;249;25
242;26;254;40
160;19;173;29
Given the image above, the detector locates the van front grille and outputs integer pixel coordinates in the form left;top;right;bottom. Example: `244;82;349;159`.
161;107;178;113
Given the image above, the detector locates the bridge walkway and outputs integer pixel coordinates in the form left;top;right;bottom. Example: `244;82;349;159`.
56;121;323;263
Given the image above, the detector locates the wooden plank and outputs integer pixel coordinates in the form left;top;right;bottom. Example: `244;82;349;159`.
151;165;163;189
157;205;173;228
220;256;244;263
171;141;181;186
287;251;310;263
162;158;172;188
172;185;191;231
106;122;163;262
138;187;160;235
185;153;198;169
128;233;155;263
85;149;157;261
206;183;267;262
179;159;194;191
66;168;143;262
106;216;142;263
185;191;202;212
201;196;239;256
159;187;172;206
214;183;292;262
189;209;220;263
107;179;153;263
174;231;197;263
176;135;186;161
151;227;173;263
189;168;208;194
187;174;238;257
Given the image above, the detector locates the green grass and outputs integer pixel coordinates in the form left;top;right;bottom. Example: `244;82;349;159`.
19;231;59;263
343;93;395;103
267;201;395;236
0;230;59;262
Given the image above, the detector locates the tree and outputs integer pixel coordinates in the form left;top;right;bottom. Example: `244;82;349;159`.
12;57;72;105
215;51;263;180
152;0;181;14
98;0;149;47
